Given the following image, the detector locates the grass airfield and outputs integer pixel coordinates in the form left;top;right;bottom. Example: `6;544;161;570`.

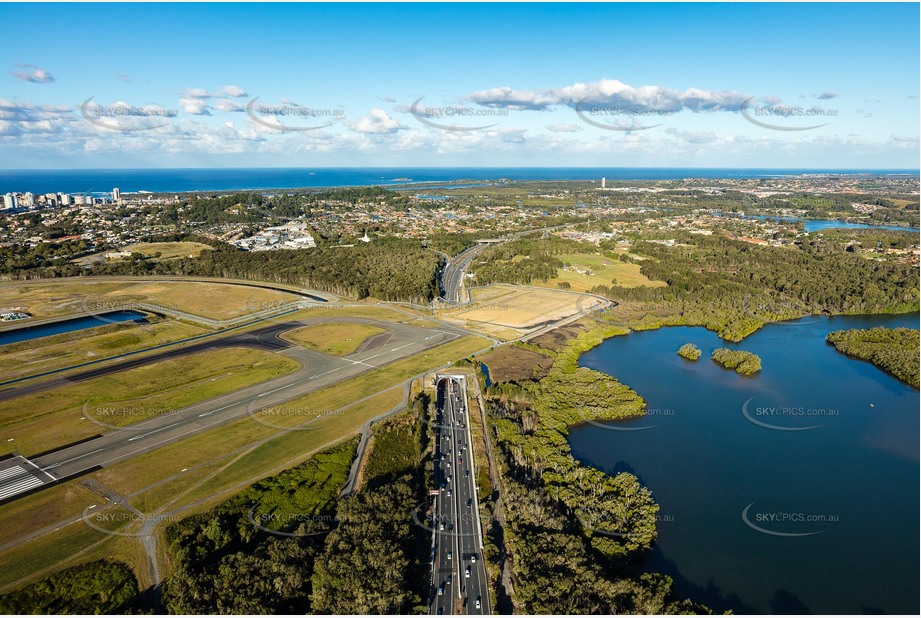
0;278;494;593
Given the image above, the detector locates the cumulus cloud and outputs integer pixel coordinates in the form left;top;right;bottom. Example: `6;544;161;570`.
664;127;718;144
817;91;838;100
12;63;55;84
547;122;581;133
466;78;750;113
222;84;248;97
179;97;211;115
183;88;212;99
498;128;527;143
213;98;245;112
349;108;403;134
0;99;71;121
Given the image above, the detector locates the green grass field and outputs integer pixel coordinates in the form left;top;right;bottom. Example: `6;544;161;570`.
0;347;299;456
0;319;208;382
535;252;666;291
283;322;387;356
119;241;212;260
0;321;488;594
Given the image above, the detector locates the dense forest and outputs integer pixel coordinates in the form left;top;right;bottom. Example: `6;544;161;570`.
677;343;702;360
481;324;708;613
2;231;442;304
827;327;920;388
816;228;919;251
711;348;762;375
0;237;91;275
161;438;357;614
162;395;435;615
0;560;139;614
602;234;918;339
471;237;587;285
471;232;918;341
87;239;442;303
310;394;431;613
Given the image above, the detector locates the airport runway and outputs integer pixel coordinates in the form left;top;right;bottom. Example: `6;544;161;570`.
0;317;470;504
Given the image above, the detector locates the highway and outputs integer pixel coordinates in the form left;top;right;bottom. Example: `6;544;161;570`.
0;317;469;504
441;244;492;304
430;377;489;615
440;226;567;304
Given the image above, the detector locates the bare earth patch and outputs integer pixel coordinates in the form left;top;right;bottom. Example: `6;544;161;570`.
476;346;554;383
444;284;604;330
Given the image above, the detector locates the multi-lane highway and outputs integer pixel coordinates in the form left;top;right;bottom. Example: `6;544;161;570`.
441;244;492;304
0;317;470;504
430;376;489;615
440;227;568;304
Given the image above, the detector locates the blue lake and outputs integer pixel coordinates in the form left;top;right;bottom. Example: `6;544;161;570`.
569;313;920;614
733;213;919;233
0;311;147;346
801;219;919;233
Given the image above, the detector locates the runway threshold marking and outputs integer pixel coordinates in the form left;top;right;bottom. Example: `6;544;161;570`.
0;456;57;500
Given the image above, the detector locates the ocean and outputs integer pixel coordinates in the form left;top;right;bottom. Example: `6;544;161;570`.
0;168;917;195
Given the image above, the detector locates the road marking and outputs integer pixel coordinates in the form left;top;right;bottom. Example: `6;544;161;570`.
0;475;44;500
198;402;236;417
257;384;289;397
128;423;180;442
21;456;56;481
0;466;28;481
348;359;376;367
44;448;105;469
312;366;344;378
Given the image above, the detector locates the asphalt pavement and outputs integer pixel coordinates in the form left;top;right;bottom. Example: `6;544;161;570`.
430;377;490;615
0;317;468;504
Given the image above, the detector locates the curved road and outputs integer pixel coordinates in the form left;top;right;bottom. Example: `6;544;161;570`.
441;244;492;304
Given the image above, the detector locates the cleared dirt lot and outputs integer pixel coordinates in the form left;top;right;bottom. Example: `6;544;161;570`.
444;284;604;330
476;345;554;383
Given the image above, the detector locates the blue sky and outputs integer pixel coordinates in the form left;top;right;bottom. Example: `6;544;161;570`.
1;2;918;169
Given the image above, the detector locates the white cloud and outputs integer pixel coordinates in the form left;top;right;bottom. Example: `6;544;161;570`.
466;78;749;113
182;88;212;99
349;108;403;134
547;122;581;133
179;97;211;115
213;98;245;112
499;128;527;143
11;63;55;84
222;85;248;97
664;127;718;144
